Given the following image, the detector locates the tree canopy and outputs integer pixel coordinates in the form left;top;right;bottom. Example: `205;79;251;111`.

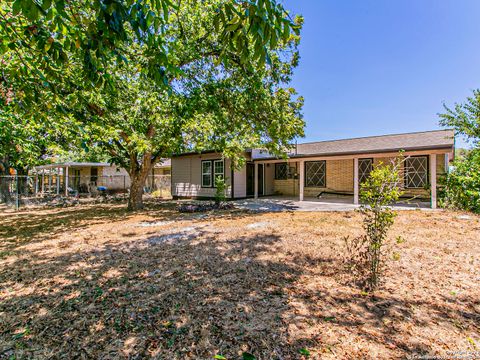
1;0;301;105
439;89;480;213
1;0;305;210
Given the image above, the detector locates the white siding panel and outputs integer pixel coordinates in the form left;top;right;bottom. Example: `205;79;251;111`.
264;163;274;195
172;153;233;198
233;165;247;198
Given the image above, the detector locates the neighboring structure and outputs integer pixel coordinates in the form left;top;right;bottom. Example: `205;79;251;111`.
171;130;455;208
34;160;171;195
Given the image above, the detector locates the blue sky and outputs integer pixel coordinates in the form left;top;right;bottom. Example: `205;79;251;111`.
283;0;480;148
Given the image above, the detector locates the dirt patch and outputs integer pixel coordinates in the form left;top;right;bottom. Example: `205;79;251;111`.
0;204;479;359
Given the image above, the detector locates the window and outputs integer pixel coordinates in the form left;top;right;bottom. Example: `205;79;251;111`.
201;161;212;187
275;163;288;180
305;161;326;187
90;167;98;184
214;160;224;182
405;156;428;188
358;158;373;184
201;159;224;187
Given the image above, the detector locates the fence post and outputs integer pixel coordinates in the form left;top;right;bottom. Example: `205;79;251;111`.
123;176;126;200
15;175;19;211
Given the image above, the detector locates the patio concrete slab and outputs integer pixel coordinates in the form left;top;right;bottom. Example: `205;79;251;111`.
233;196;433;212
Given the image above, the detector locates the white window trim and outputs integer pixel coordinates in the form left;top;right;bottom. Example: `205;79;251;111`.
213;160;224;183
405;156;429;189
201;160;212;187
201;159;224;188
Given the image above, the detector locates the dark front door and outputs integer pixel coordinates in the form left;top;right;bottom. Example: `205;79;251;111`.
257;164;264;196
246;163;254;196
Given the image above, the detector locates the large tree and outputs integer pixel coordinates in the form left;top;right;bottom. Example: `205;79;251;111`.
0;0;300;103
1;1;305;210
65;1;304;210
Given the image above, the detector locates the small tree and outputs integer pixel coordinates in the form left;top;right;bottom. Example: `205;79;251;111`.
214;176;227;207
344;158;403;291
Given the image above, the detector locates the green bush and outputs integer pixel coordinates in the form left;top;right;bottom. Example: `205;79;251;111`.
344;158;403;291
440;150;480;213
214;176;227;206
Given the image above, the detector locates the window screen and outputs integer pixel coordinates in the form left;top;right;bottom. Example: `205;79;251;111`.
214;160;224;182
305;161;326;187
201;161;212;187
405;156;428;188
358;158;373;184
275;163;288;180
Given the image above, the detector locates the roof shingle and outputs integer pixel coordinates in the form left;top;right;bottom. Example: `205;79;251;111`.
292;129;454;157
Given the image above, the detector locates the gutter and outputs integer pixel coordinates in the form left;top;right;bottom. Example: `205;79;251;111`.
251;145;455;161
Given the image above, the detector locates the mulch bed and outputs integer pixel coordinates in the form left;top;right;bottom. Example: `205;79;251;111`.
0;204;479;359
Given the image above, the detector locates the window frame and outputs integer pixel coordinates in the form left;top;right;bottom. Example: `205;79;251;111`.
275;162;288;180
213;159;225;184
358;158;373;184
201;159;224;188
404;155;429;189
304;160;327;188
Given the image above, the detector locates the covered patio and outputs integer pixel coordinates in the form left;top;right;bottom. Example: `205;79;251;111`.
235;195;432;212
249;130;455;209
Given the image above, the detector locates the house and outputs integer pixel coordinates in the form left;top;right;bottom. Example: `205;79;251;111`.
171;129;455;208
34;160;171;195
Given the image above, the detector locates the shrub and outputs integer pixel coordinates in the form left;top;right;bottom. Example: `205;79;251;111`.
440;149;480;213
214;176;227;206
344;158;403;291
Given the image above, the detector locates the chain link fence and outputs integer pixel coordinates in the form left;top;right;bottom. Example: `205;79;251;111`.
0;175;171;210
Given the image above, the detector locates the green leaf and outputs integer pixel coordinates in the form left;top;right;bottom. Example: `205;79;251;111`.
12;0;22;15
242;353;256;360
42;0;52;11
214;355;227;360
299;348;310;356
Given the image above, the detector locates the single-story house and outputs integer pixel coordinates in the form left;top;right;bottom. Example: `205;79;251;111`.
34;160;171;195
171;129;455;208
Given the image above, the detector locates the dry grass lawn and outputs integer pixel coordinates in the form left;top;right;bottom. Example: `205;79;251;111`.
0;203;479;359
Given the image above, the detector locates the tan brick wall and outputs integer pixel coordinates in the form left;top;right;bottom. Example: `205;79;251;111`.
270;155;446;199
273;159;354;197
273;179;299;196
373;154;446;198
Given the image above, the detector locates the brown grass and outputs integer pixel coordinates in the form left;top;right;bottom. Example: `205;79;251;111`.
0;203;479;359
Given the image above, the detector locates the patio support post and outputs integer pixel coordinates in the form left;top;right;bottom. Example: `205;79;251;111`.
65;166;69;196
430;154;437;209
299;160;304;201
254;162;259;199
48;171;52;192
41;170;45;194
56;167;60;194
35;175;38;195
353;157;359;205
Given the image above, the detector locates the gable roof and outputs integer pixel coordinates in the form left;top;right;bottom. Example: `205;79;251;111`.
291;129;454;158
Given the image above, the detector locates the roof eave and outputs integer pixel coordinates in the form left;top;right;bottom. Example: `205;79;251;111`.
252;144;454;161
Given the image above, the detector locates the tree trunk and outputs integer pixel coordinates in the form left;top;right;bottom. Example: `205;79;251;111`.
17;167;29;196
0;160;12;204
127;165;151;211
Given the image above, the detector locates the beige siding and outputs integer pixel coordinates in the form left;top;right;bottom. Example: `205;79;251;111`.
173;153;237;198
233;165;247;198
264;163;275;195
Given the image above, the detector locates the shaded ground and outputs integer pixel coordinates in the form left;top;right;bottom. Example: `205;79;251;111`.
232;195;431;212
0;203;479;359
